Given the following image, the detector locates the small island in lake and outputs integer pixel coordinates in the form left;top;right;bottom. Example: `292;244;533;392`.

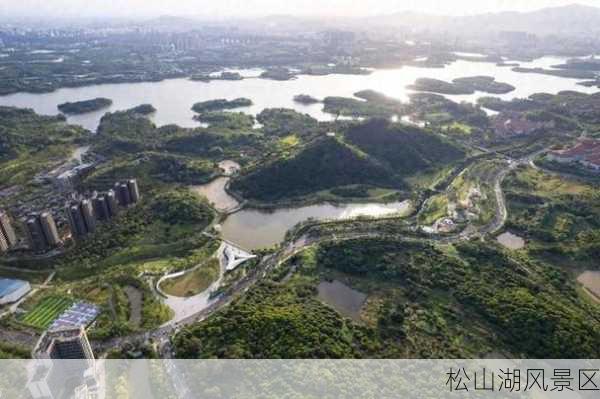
57;97;112;114
260;68;296;81
190;71;244;82
300;65;371;76
130;103;156;115
191;98;253;113
409;76;515;95
452;76;515;94
512;66;596;79
293;94;320;104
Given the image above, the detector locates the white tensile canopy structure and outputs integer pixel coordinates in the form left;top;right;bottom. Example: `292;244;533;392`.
219;242;256;271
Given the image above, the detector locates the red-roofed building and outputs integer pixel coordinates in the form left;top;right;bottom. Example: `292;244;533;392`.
548;138;600;172
492;112;552;137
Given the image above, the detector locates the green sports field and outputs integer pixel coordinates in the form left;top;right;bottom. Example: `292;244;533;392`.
21;296;73;329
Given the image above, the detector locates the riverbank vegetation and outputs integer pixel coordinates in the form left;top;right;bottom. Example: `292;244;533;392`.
0;106;88;186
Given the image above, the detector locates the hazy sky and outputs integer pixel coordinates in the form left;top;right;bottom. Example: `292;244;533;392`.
1;0;599;19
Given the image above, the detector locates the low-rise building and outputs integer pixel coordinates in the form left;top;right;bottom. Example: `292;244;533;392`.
54;163;95;192
29;326;98;399
33;325;94;360
547;138;600;172
0;278;31;305
492;112;552;137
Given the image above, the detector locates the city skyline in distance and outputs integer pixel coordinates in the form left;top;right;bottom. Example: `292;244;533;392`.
2;0;600;19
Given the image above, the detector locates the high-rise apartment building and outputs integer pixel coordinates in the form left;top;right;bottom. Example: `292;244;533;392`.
39;212;60;247
117;183;132;206
0;210;17;251
67;204;87;238
127;179;140;203
92;195;110;221
25;216;48;252
80;200;96;233
105;189;119;217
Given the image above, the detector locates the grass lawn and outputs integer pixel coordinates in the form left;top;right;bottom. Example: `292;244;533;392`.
279;134;300;149
418;194;449;225
444;121;473;135
160;258;220;297
20;296;73;329
511;167;592;196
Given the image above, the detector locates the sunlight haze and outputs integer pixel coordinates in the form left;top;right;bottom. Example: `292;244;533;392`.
2;0;600;18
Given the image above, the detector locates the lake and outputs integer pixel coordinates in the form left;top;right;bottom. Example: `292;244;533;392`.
190;160;242;212
317;280;367;321
191;177;240;213
220;200;411;250
0;57;596;131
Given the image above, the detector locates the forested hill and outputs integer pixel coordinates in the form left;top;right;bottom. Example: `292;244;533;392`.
345;119;465;172
0;106;86;158
230;136;400;202
231;119;465;202
0;106;88;185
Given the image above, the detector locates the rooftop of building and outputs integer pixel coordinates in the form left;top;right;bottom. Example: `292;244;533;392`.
34;325;86;355
0;278;29;297
50;302;100;330
550;138;600;157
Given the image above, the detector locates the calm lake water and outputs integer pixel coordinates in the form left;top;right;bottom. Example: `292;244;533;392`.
317;280;367;321
0;57;596;131
221;200;411;250
190;160;241;212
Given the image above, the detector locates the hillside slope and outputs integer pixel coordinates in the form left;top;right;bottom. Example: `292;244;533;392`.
345;119;465;173
230;136;400;202
231;120;465;202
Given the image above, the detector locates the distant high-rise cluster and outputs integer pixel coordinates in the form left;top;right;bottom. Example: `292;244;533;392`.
0;210;17;253
25;212;61;253
67;179;140;239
